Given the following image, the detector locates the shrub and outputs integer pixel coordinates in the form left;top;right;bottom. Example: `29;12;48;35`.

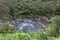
46;16;60;37
30;32;55;40
0;33;32;40
0;23;16;34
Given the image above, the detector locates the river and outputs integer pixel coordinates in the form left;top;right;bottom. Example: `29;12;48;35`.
0;18;50;33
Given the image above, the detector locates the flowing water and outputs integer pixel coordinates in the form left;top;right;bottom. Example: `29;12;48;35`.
0;18;50;33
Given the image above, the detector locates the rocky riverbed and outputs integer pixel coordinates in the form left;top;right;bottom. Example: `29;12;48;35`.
0;18;50;33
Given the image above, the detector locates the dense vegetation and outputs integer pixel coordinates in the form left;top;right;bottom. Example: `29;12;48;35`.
0;0;60;40
0;0;60;19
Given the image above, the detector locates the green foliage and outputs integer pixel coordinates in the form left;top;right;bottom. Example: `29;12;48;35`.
46;16;60;37
0;0;18;19
30;32;55;40
0;4;10;19
0;23;16;34
51;16;60;25
0;32;56;40
0;33;32;40
0;0;60;19
10;0;60;19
